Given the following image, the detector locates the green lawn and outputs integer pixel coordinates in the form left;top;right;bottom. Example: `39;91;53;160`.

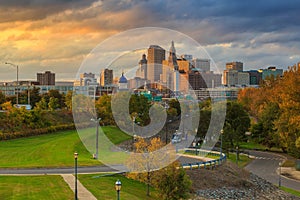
240;141;282;152
0;175;73;199
0;126;131;168
79;173;159;200
183;150;252;168
280;186;300;197
226;153;252;168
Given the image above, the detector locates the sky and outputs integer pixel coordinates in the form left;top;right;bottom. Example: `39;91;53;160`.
1;0;300;81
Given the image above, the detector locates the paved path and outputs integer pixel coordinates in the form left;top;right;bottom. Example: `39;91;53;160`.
246;150;300;191
0;156;200;175
0;165;121;175
61;174;97;200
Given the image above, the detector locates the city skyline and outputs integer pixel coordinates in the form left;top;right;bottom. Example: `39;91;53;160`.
1;0;300;81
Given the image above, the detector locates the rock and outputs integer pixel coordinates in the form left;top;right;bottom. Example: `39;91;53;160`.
193;173;299;200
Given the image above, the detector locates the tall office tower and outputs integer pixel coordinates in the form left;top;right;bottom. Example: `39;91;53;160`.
192;58;211;72
168;41;179;70
100;68;113;86
136;54;147;79
147;45;165;82
37;71;55;85
226;61;243;72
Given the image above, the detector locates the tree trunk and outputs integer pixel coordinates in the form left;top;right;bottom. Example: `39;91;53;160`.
147;171;150;196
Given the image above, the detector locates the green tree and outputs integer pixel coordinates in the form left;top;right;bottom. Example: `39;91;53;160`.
95;94;114;125
129;94;151;125
0;92;6;105
126;137;175;197
29;87;41;108
198;109;211;138
35;97;48;110
64;90;73;110
48;97;60;111
153;161;192;200
168;99;181;116
223;101;251;150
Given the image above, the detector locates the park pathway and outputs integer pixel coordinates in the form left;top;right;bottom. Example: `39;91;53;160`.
61;174;97;200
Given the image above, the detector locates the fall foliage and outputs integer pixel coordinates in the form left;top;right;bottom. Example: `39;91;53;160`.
238;64;300;157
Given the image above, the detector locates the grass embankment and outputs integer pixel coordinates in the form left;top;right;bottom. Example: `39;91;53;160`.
240;141;282;152
183;150;252;168
79;173;159;200
0;126;131;168
280;186;300;197
0;175;73;199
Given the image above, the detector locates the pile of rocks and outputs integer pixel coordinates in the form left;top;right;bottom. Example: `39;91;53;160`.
194;173;298;200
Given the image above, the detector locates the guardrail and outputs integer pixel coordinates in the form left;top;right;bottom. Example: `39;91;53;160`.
181;148;226;170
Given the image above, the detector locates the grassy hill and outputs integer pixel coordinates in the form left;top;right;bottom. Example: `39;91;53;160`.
0;126;131;168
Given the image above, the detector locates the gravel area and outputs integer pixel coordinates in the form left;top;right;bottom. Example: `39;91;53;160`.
187;162;300;200
193;174;299;200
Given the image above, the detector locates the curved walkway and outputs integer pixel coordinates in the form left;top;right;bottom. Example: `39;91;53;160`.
245;150;300;191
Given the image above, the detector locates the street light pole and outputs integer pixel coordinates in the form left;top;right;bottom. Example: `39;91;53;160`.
164;102;169;144
236;146;239;166
74;152;78;200
279;162;282;187
5;62;19;105
220;129;224;158
115;179;122;200
91;118;101;159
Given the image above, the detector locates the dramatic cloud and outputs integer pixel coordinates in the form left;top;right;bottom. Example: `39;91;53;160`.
0;0;300;81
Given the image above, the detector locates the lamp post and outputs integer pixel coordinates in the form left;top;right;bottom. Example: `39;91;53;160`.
74;152;78;200
279;162;282;187
164;102;170;144
5;62;19;105
165;119;172;145
183;114;189;141
115;179;122;200
236;146;239;166
131;116;136;150
220;129;224;158
91;118;101;159
195;128;198;155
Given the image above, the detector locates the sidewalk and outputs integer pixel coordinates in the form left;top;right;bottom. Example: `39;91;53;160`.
61;174;97;200
281;167;300;182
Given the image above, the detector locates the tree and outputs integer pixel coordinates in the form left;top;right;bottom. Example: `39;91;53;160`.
35;97;48;110
296;137;300;149
153;161;192;200
0;92;6;105
223;101;251;150
1;101;12;110
95;94;114;125
64;90;73;110
168;99;181;116
129;94;151;125
48;97;60;111
29;87;41;108
126;137;176;196
198;108;211;138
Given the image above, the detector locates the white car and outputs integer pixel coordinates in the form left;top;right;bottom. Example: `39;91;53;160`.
171;132;182;143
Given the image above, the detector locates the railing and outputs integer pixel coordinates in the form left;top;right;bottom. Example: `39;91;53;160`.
181;148;226;170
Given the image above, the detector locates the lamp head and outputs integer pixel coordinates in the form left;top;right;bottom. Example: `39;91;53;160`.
74;152;78;159
115;179;122;191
